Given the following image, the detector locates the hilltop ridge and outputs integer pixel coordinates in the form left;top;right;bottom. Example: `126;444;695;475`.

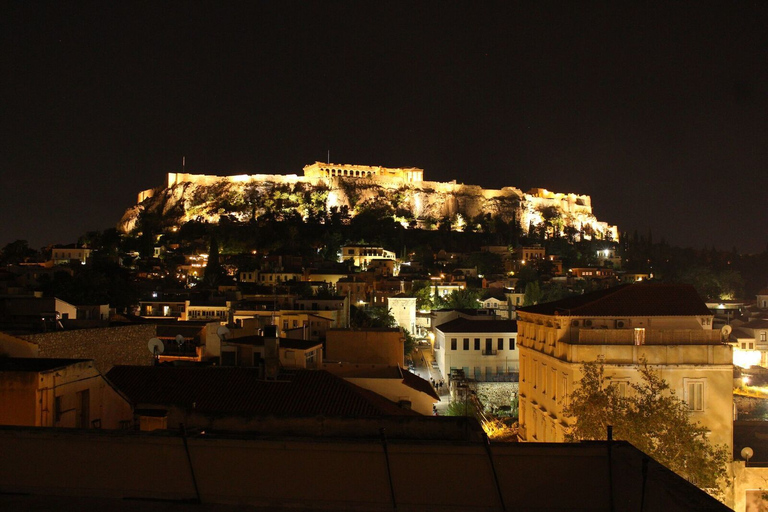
118;162;618;241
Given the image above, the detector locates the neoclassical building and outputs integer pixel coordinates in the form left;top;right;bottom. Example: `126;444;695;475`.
303;161;423;183
516;283;733;451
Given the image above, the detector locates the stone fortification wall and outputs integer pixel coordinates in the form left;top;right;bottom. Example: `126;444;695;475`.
20;324;156;374
121;167;618;241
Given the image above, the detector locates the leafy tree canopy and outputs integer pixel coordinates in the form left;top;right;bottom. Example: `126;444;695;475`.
564;360;729;494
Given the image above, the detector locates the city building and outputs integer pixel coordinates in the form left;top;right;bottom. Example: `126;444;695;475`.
51;245;92;266
433;318;519;382
0;358;132;429
730;318;768;368
325;328;406;367
0;428;729;511
516;283;733;452
339;244;397;271
386;294;417;335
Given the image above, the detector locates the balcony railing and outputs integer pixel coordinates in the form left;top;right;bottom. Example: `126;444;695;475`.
482;349;498;356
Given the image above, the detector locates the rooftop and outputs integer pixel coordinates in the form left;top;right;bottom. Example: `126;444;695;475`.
106;366;417;417
0;357;91;372
435;318;518;333
517;283;712;317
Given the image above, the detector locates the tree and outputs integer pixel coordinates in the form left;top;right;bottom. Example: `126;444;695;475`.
443;288;481;309
523;281;542;306
564;360;729;494
0;240;37;265
203;235;225;287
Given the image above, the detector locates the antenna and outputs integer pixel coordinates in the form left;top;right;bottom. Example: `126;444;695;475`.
182;156;186;171
217;325;230;340
742;446;754;466
148;338;164;364
327;149;330;164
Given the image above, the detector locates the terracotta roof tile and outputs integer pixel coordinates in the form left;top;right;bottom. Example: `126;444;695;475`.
517;283;711;317
106;366;417;417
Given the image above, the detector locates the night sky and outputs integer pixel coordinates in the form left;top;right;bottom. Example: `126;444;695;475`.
2;2;767;252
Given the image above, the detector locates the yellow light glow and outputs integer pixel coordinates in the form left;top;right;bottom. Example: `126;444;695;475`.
734;349;761;369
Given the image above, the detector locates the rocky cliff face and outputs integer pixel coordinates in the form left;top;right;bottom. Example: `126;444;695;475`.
118;172;618;240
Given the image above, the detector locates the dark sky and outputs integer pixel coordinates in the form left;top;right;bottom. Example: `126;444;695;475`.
2;2;767;252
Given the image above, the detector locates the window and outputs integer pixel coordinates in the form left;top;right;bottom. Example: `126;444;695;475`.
533;360;538;388
541;364;547;394
498;338;504;350
463;338;469;350
521;355;526;382
551;368;558;400
509;338;516;350
762;332;767;342
611;379;629;398
685;379;705;412
451;338;457;350
474;338;480;350
750;342;755;350
561;375;568;405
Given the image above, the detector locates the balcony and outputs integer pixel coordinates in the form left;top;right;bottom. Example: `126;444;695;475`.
576;329;723;346
482;349;498;356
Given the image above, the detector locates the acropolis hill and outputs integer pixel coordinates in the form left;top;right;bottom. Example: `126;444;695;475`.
118;162;618;240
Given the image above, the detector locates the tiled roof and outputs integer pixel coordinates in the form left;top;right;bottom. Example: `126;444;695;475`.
0;357;91;372
401;368;440;400
435;318;517;334
741;319;768;329
517;283;711;317
106;366;417;417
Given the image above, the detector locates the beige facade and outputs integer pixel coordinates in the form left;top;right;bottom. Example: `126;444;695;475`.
51;246;92;265
516;284;733;453
340;244;397;270
387;296;417;335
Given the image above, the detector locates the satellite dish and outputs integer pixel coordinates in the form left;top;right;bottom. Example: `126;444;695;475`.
721;325;733;340
742;446;754;463
148;338;164;355
175;334;185;346
217;325;231;339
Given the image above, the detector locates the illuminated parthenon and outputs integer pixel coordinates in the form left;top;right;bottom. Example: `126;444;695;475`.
303;162;423;183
